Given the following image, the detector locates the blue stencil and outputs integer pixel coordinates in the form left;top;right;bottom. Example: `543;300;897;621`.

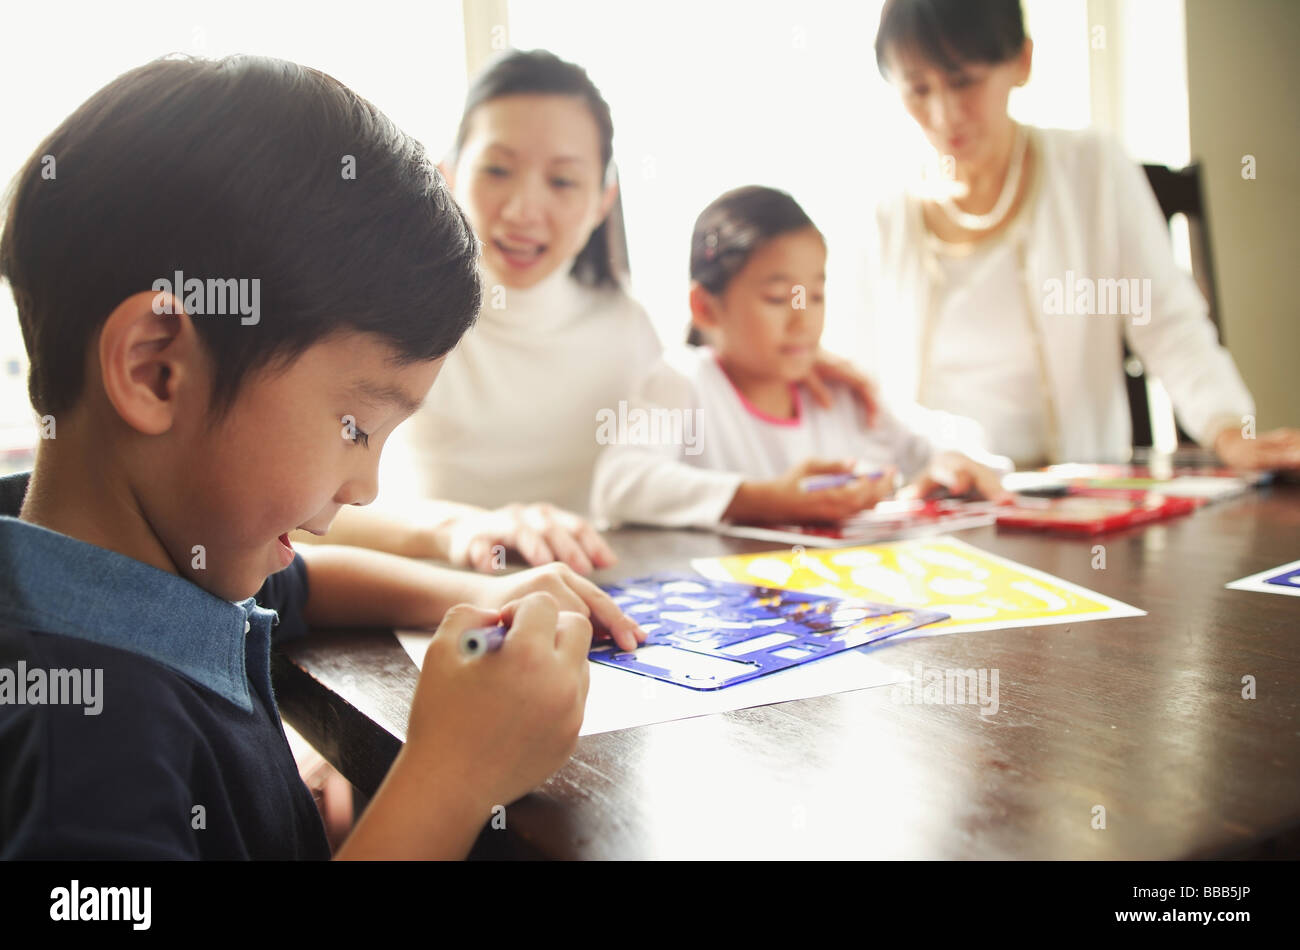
591;572;947;691
1264;567;1300;588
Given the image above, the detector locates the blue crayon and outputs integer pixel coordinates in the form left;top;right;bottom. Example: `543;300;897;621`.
459;624;509;657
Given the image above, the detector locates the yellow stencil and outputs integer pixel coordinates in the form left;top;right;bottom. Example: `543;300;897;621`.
692;536;1142;634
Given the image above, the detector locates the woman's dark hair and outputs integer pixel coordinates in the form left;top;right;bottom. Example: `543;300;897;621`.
452;48;621;288
875;0;1027;77
686;186;819;345
1;55;481;419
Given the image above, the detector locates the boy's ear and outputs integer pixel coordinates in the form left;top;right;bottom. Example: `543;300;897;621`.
98;290;204;436
688;282;721;332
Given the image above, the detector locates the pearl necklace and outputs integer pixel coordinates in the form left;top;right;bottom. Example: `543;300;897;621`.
938;123;1027;232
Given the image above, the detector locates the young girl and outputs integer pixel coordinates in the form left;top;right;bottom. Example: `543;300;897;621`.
591;186;1010;528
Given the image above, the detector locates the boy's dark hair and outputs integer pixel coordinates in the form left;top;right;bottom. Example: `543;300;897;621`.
875;0;1027;77
687;186;819;346
452;48;620;288
0;55;482;420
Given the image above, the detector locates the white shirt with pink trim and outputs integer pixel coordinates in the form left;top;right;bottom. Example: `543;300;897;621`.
590;344;1005;528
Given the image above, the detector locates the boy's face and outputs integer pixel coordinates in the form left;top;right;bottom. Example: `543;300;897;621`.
450;93;612;290
148;332;440;601
704;227;826;384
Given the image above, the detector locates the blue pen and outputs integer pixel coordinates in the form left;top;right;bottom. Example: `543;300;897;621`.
799;469;885;492
459;624;509;657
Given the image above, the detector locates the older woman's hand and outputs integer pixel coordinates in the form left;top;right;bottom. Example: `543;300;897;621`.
805;348;879;425
1214;427;1300;472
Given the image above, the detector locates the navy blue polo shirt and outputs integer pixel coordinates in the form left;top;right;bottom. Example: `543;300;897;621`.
0;472;330;859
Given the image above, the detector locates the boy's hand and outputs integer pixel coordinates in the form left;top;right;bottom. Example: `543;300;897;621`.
411;595;591;806
337;593;592;860
419;597;590;797
911;452;1013;502
726;459;897;524
439;502;617;575
462;562;646;652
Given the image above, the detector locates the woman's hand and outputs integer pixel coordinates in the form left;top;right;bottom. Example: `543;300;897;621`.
725;458;897;525
804;348;879;425
460;562;646;652
1214;427;1300;472
910;452;1013;502
440;502;618;575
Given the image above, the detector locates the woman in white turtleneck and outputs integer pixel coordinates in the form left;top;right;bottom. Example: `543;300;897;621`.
306;50;881;574
304;51;650;573
394;256;660;517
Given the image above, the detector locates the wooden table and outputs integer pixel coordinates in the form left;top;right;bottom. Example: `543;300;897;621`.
273;482;1300;859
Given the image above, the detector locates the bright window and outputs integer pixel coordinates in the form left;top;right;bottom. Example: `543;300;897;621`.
507;0;1094;355
0;0;1192;473
0;0;467;470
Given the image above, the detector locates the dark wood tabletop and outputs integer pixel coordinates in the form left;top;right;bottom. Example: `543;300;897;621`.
273;480;1300;859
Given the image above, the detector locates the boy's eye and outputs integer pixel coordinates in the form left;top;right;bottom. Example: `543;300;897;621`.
484;165;510;178
762;297;788;306
551;178;578;189
340;415;370;447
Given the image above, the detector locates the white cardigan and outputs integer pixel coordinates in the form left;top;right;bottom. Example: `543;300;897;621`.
861;126;1254;464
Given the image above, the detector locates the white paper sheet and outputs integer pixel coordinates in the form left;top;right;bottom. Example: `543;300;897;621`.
395;629;905;736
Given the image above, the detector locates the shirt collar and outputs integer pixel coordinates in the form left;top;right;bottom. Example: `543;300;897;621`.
0;484;273;712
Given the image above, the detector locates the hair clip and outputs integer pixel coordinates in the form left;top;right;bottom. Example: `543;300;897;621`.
703;231;719;260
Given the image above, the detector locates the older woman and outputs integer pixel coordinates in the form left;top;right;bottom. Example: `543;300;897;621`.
862;0;1300;471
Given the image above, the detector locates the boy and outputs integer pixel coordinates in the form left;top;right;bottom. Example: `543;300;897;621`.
0;55;643;859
